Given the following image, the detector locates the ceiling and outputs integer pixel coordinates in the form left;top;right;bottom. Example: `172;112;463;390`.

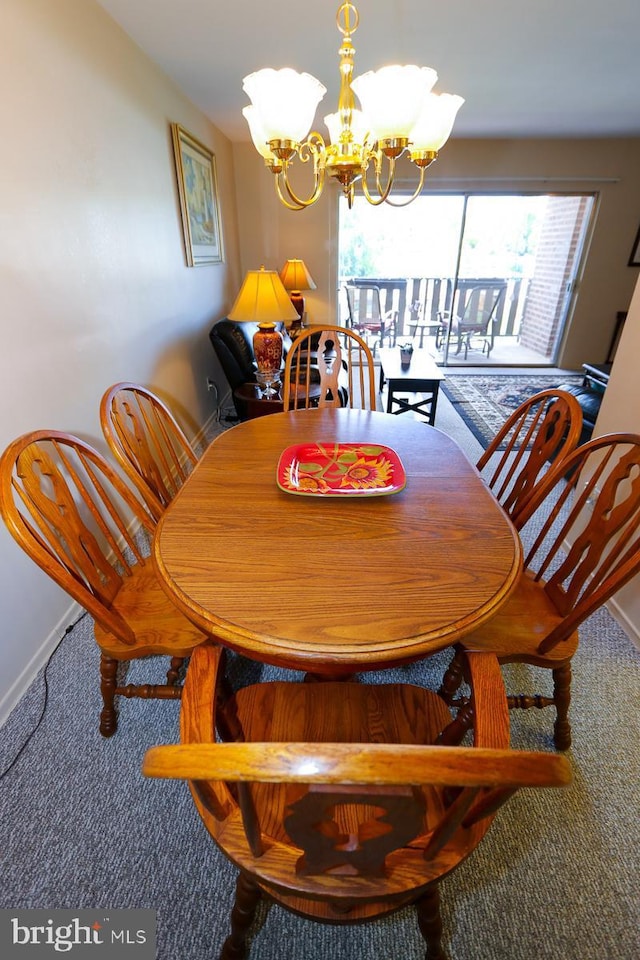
95;0;640;142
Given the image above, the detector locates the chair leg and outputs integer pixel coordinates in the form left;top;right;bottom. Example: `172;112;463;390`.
416;886;447;960
166;656;185;686
99;653;119;738
438;648;466;705
552;663;572;750
436;700;474;747
220;870;263;960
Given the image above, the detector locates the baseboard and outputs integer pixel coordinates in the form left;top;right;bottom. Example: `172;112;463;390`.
0;599;84;729
606;597;640;651
194;391;233;448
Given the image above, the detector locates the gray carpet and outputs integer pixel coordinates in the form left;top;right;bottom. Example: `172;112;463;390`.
1;393;639;960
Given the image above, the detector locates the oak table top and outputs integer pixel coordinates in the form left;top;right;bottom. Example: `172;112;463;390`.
153;408;522;675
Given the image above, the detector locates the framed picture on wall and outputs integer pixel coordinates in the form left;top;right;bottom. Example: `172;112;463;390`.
628;224;640;267
171;123;224;266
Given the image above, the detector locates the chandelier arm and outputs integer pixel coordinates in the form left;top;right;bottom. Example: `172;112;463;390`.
274;174;307;212
275;135;326;209
360;155;397;206
276;166;326;210
382;166;428;208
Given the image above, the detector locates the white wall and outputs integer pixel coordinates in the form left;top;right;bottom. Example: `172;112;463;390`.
0;0;241;722
595;277;640;642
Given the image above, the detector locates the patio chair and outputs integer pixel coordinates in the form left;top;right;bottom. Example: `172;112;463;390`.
437;285;506;359
344;283;398;354
100;382;199;521
439;433;640;750
144;643;571;960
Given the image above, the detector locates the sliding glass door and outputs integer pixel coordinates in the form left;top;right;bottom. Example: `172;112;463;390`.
338;191;595;367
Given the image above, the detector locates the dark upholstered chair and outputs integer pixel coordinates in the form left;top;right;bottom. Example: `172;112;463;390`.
553;381;605;444
210;320;326;420
209;320;291;420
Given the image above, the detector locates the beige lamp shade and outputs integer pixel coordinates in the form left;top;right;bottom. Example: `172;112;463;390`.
279;259;316;322
279;259;317;294
228;266;299;324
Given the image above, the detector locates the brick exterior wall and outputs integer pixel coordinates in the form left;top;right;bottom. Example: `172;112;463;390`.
519;196;590;357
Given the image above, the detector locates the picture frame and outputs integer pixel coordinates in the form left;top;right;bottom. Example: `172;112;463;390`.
171;123;223;266
628;224;640;267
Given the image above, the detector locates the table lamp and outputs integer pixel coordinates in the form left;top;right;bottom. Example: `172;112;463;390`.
279;259;316;331
228;266;299;397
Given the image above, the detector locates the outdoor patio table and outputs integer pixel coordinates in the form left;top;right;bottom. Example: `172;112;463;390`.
153;408;522;675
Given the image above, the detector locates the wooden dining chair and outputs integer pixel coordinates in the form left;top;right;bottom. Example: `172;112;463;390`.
283;325;377;411
144;643;571;960
100;382;198;520
441;433;640;750
0;430;210;737
477;389;584;526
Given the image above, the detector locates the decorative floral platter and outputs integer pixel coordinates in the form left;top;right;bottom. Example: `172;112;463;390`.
276;442;406;497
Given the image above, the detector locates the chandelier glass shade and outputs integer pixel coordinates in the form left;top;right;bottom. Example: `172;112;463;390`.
242;2;463;210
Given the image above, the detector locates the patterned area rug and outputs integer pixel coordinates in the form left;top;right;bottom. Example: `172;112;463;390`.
441;373;583;449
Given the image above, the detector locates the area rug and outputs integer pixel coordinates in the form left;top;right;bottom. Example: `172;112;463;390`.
441;373;584;449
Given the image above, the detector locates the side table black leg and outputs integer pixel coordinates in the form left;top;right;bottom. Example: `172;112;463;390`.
430;385;440;426
386;384;395;414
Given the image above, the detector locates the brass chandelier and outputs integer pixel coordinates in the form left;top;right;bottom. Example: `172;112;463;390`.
242;2;463;211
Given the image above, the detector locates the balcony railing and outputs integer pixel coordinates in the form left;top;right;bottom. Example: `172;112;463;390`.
342;276;530;341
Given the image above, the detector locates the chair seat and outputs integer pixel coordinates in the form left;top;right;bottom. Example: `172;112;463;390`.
452;317;485;335
94;561;208;659
459;570;579;667
201;680;485;917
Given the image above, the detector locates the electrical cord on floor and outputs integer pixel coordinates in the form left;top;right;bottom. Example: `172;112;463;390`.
0;611;88;780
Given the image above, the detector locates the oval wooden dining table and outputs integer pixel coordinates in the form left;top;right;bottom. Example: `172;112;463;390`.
153;408;522;676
